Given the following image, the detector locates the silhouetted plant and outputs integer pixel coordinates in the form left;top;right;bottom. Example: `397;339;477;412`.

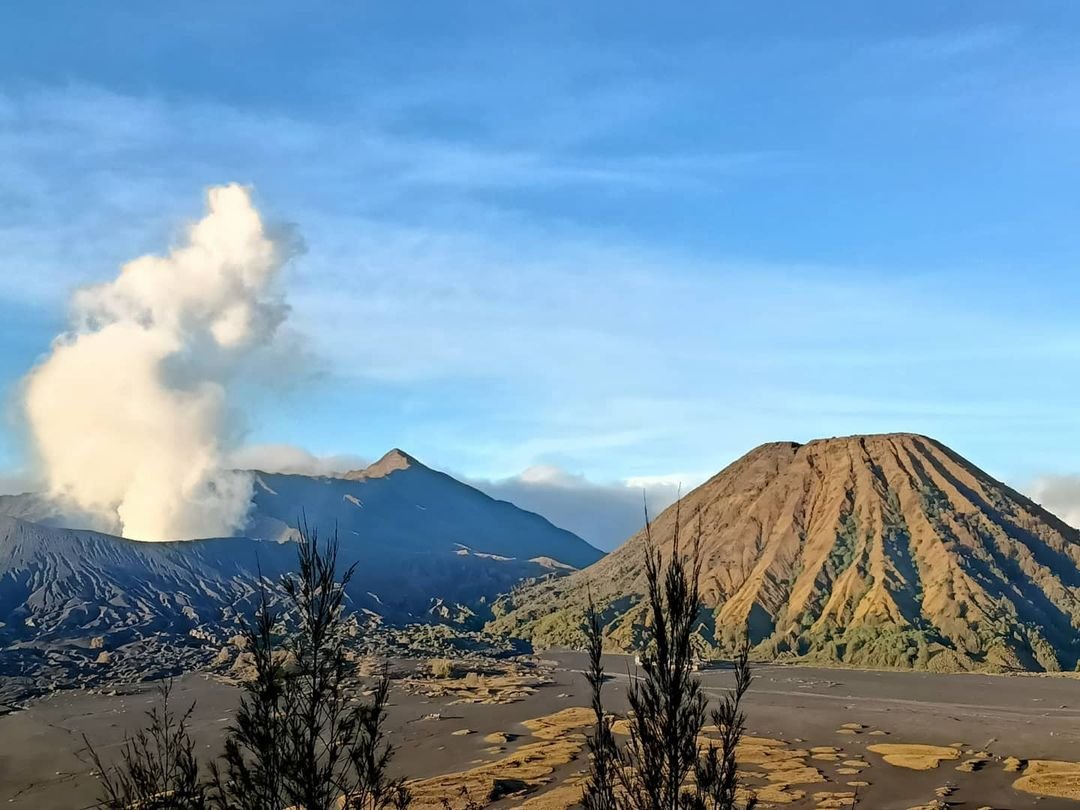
261;520;409;809
210;577;288;810
581;590;617;810
607;503;756;810
274;522;363;809
84;679;207;809
694;640;756;810
618;502;708;809
92;520;412;810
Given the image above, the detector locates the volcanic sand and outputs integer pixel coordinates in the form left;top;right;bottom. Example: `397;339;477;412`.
3;654;1080;809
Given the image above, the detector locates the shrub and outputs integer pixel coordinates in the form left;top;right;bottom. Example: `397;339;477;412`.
582;503;757;810
89;520;412;810
83;679;207;810
429;658;456;679
581;590;617;810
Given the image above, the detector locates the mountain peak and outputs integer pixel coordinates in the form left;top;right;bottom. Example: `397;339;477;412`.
344;448;420;480
749;433;933;453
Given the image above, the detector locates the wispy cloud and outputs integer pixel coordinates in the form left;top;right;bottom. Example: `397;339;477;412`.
868;24;1020;60
0;82;780;308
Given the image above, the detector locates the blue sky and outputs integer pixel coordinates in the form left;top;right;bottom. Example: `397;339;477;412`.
3;3;1080;546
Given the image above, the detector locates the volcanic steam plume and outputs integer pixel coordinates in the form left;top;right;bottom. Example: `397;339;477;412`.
23;184;289;541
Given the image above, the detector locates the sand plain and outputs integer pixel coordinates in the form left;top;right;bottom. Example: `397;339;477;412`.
2;653;1080;809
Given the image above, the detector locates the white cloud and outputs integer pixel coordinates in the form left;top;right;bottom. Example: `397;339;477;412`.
1028;475;1080;528
468;466;684;551
229;443;368;477
625;472;706;489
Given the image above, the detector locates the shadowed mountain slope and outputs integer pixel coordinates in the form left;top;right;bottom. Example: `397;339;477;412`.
0;450;601;646
488;434;1080;672
247;449;602;569
0;515;288;644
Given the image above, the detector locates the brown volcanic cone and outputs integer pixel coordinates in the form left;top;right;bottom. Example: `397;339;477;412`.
488;434;1080;672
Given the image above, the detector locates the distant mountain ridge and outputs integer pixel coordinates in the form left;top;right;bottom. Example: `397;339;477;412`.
0;515;286;642
1;449;601;570
0;450;602;686
246;449;601;569
489;433;1080;673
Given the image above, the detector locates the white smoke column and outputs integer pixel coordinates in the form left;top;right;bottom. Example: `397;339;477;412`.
23;184;288;541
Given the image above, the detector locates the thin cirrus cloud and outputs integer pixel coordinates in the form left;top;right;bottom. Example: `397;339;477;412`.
865;24;1020;60
0;82;776;309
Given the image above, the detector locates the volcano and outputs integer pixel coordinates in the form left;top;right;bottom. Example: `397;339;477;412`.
0;449;601;699
489;433;1080;672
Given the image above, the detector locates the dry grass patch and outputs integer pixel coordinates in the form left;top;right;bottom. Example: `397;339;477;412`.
1012;760;1080;800
1002;756;1023;772
742;735;792;747
867;743;960;771
405;707;603;808
514;780;585;810
813;790;857;809
731;736;824;800
429;658;456;678
763;765;825;785
722;736;828;805
521;706;594;740
736;738;808;767
402;663;552;705
407;739;582;809
751;784;805;804
955;758;986;773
